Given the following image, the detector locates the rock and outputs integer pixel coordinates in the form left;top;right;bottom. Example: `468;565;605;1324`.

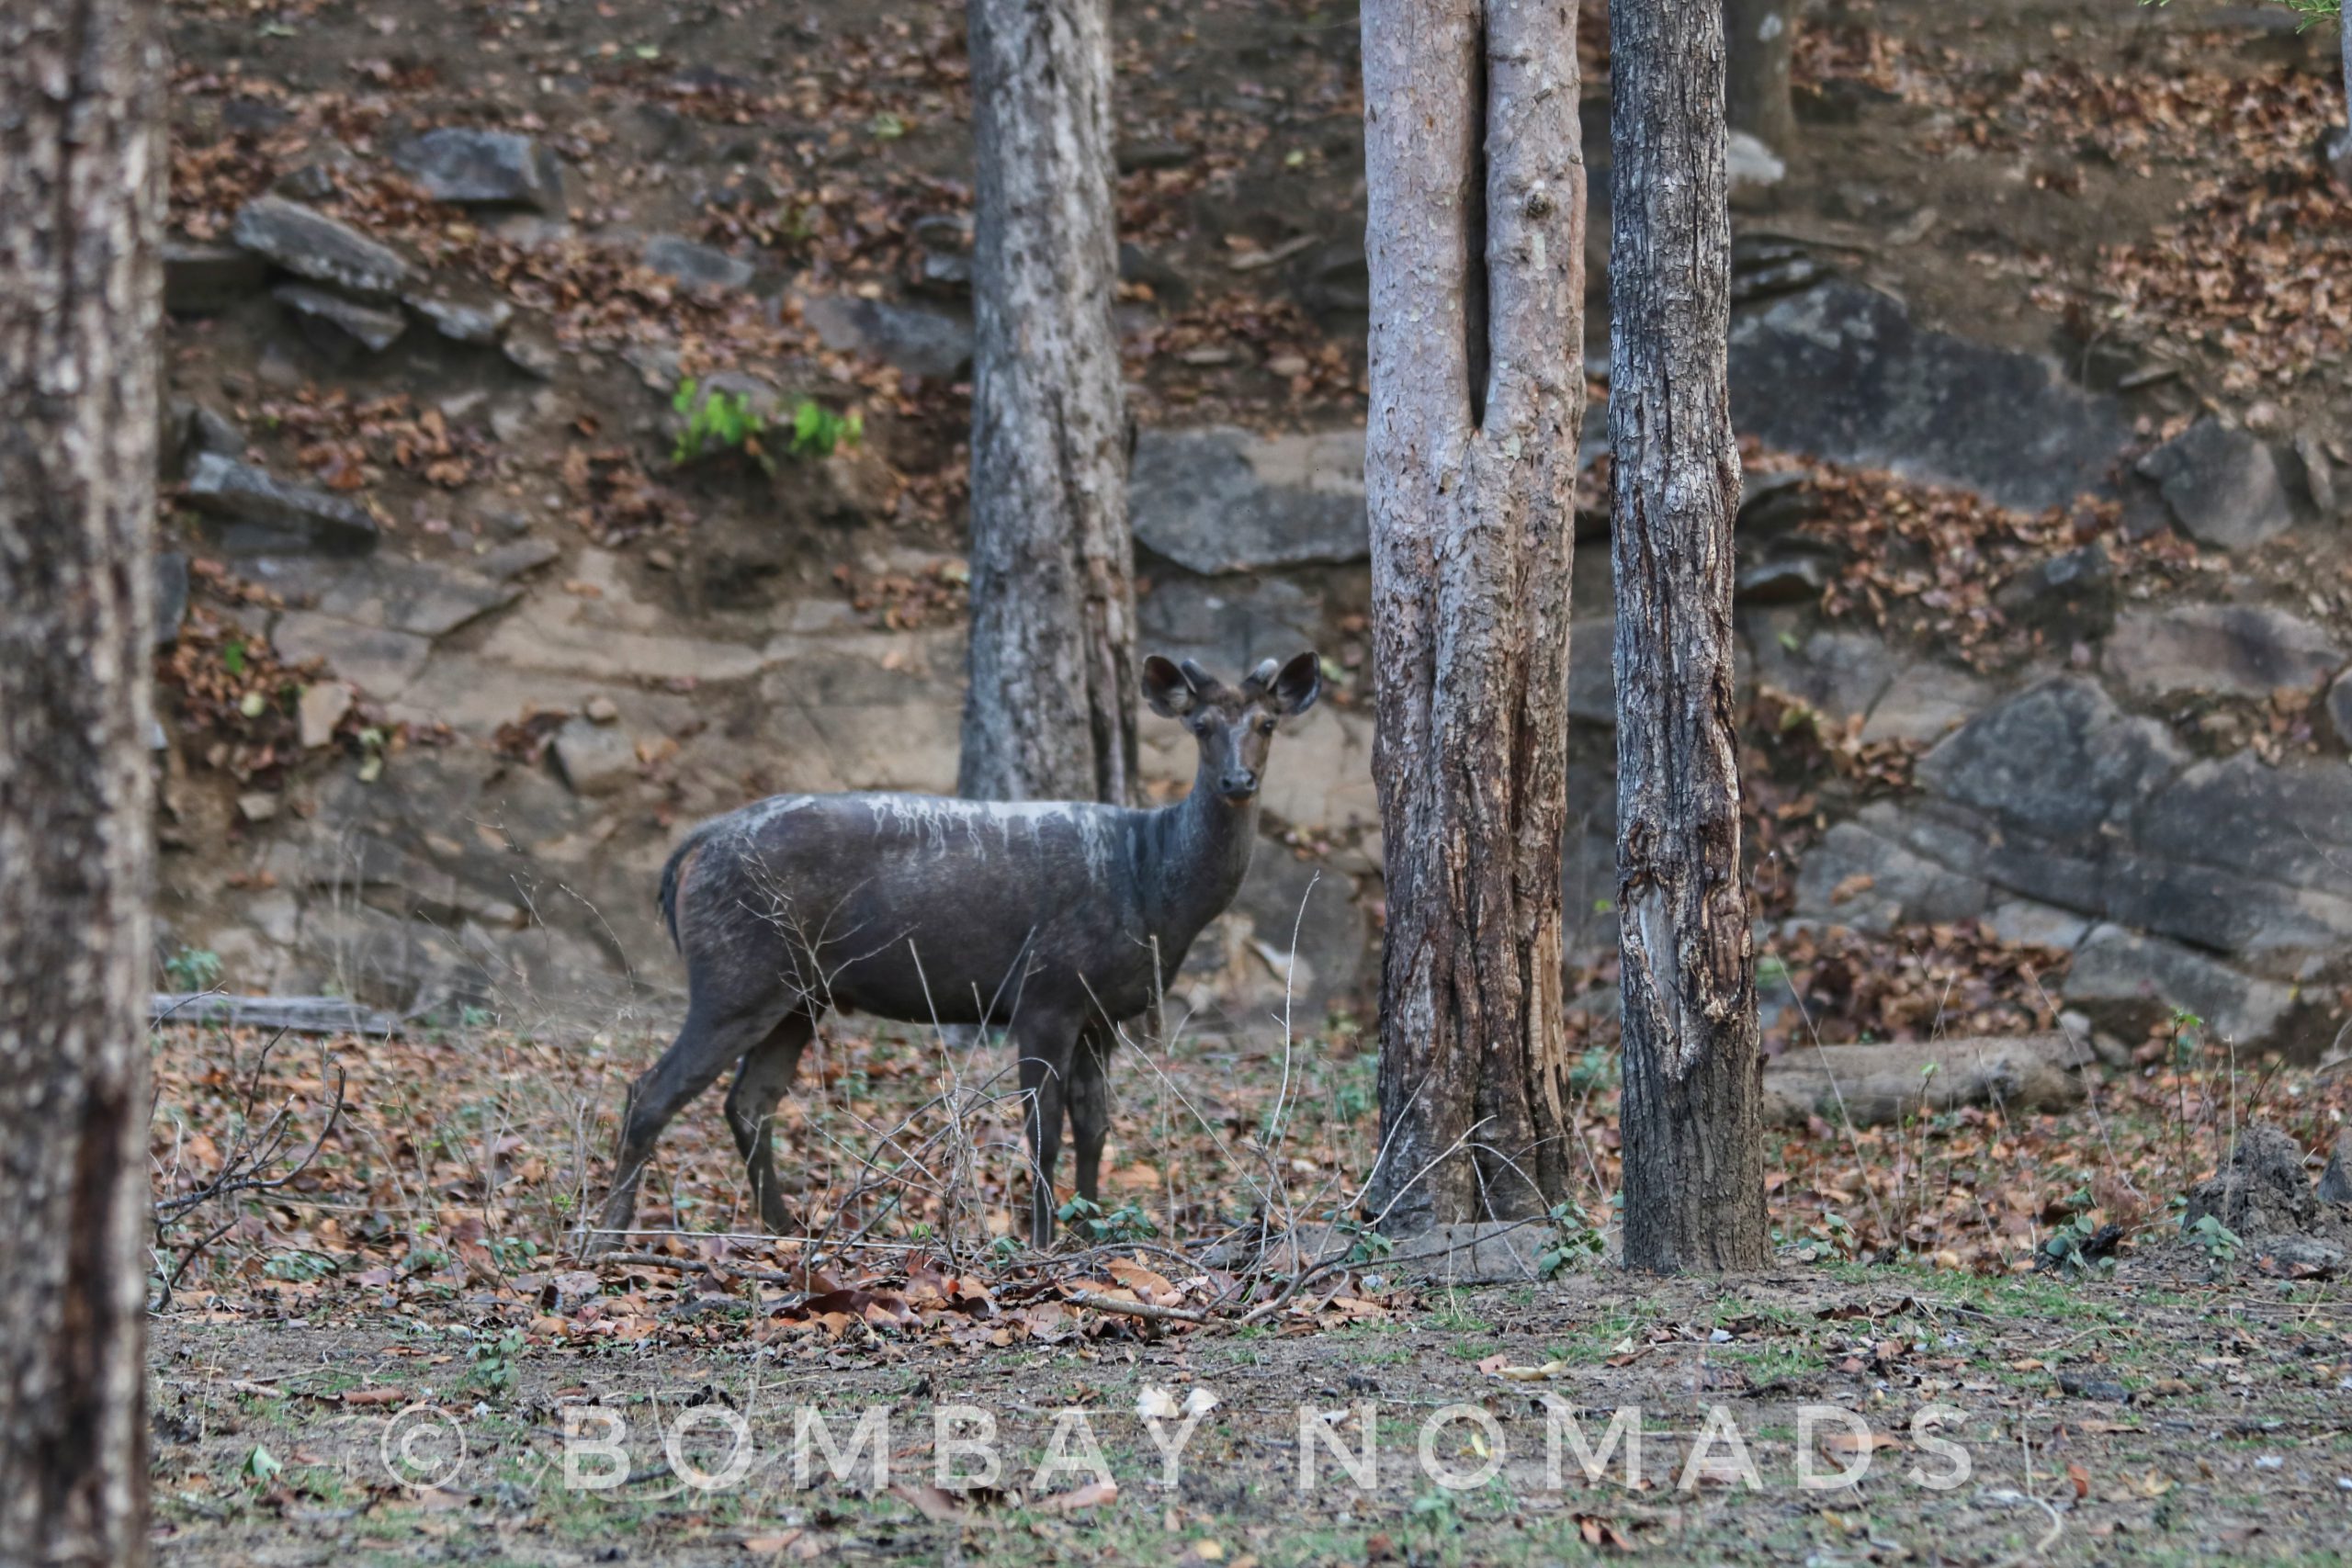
1917;677;2187;844
2132;753;2352;958
164;239;269;313
550;716;639;796
803;293;974;380
582;694;620;725
1117;140;1195;172
2290;430;2338;518
402;285;514;344
186;402;245;463
2105;603;2345;699
153;553;189;649
1120;242;1191;306
273;282;407;353
642;234;753;290
2329;669;2352;750
905;213;972;298
298;682;352;749
271;611;434;698
1728;281;2133;513
305;557;522;638
746;630;964;795
230;196;413;298
1725;130;1786;193
1749;621;1891;721
2184;1123;2322;1241
1566;616;1617;726
1761;1033;2086;1127
502;324;562;379
1996;544;2117;641
391;128;564;212
1138;574;1324;677
2063;924;2297;1049
477;537;561;581
237;792;280;824
1860;660;1993;745
1730;236;1828;304
1983;898;2095;951
1129;426;1365;574
2318;1129;2351;1207
183;453;379;555
1294;237;1368;327
2134;418;2294;552
1793;819;1989;933
1211;846;1370;1014
1734;542;1835;604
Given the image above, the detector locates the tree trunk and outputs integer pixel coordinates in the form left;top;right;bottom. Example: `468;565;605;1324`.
959;0;1138;806
1610;0;1770;1273
0;3;164;1563
1361;0;1586;1232
1724;0;1797;155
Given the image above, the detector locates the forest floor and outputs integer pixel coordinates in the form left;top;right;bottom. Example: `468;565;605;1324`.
147;1013;2352;1565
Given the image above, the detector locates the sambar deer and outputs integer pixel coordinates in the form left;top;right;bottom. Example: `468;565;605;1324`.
585;650;1322;1250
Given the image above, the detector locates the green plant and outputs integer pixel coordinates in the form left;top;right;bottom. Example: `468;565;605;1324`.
164;946;225;991
1568;1044;1619;1093
786;398;861;459
2188;1213;2242;1266
672;378;773;471
262;1248;339;1283
466;1325;527;1397
1537;1201;1607;1278
1055;1195;1156;1243
672;380;862;471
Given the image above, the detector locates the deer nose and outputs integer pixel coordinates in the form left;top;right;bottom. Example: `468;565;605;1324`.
1218;769;1259;800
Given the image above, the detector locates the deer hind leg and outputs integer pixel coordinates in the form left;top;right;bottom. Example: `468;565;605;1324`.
724;1010;815;1235
586;991;794;1253
1068;1024;1115;1209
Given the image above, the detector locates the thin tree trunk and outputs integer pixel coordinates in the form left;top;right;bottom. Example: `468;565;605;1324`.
1610;0;1770;1272
1362;0;1585;1232
1724;0;1797;154
959;0;1138;806
0;2;164;1562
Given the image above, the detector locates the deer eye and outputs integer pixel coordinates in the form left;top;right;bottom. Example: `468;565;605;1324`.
1258;717;1277;734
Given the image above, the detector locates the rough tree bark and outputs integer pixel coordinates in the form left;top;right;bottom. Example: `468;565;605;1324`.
1361;0;1585;1231
958;0;1138;805
1610;0;1770;1272
0;2;164;1563
1724;0;1797;154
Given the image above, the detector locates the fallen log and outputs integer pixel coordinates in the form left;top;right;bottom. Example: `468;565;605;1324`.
152;993;405;1038
1761;1032;2090;1128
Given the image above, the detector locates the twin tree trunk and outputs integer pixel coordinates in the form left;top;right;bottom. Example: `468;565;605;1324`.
0;1;164;1562
959;0;1139;806
1362;0;1585;1230
1611;0;1770;1271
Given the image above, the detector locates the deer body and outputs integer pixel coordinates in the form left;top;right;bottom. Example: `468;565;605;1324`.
588;651;1321;1250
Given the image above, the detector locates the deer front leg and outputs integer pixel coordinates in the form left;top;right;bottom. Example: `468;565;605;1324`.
587;998;786;1254
1013;1016;1079;1247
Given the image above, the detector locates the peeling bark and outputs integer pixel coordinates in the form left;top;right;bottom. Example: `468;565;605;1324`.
1361;0;1585;1232
1610;0;1770;1271
0;2;164;1562
959;0;1138;806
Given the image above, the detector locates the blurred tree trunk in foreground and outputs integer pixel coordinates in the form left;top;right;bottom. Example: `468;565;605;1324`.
0;2;164;1563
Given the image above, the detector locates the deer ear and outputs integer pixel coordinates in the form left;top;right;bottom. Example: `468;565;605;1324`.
1141;655;1196;717
1265;651;1321;716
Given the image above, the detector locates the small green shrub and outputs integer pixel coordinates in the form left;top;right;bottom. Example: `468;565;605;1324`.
164;946;225;991
671;378;862;472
